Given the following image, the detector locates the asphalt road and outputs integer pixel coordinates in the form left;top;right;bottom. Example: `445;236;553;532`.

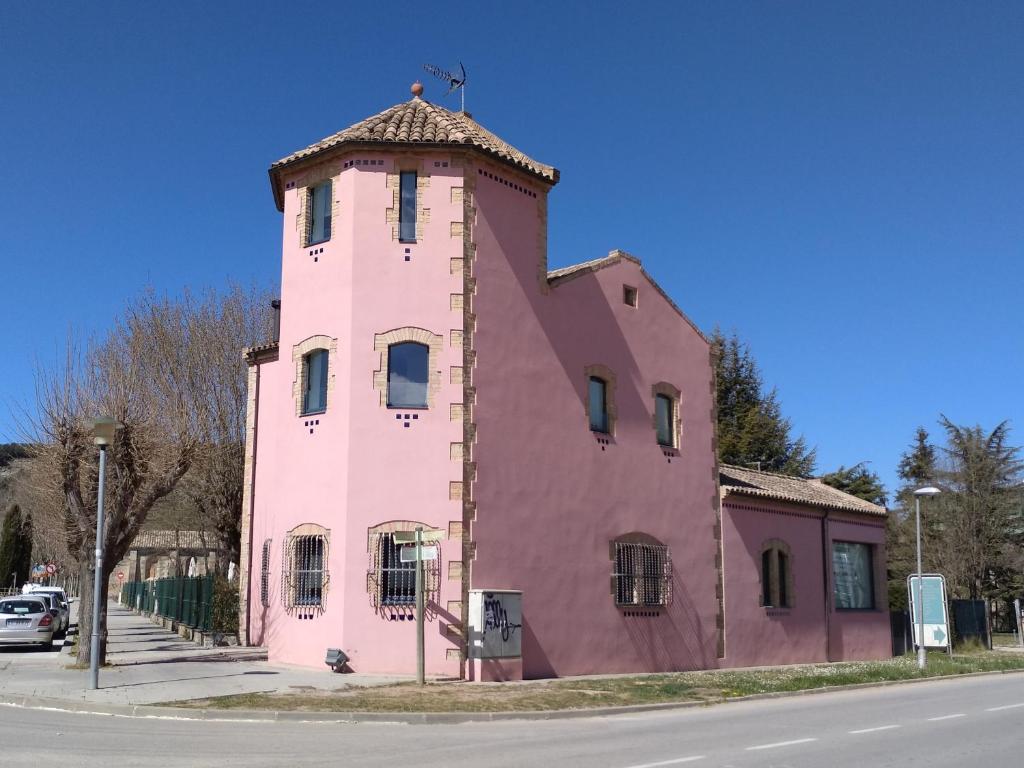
4;672;1023;767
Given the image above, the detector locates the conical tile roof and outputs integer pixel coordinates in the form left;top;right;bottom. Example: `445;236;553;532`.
270;97;557;208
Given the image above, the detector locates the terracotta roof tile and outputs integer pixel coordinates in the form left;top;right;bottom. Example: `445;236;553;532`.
720;464;886;517
130;530;218;551
271;98;557;184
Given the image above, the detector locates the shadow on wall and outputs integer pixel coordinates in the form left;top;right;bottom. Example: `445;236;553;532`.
621;573;714;672
521;615;556;679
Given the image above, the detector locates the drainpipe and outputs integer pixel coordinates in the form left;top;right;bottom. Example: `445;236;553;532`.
821;510;831;662
243;361;262;645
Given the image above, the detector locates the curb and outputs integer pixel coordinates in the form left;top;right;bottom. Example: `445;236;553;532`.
2;667;1024;724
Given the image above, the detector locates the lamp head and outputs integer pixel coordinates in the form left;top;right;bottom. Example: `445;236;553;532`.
89;416;122;447
914;486;941;497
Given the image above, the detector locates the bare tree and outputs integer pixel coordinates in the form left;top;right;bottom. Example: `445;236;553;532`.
33;293;204;665
180;286;271;574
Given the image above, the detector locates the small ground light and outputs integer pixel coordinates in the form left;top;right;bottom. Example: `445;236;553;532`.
325;648;349;672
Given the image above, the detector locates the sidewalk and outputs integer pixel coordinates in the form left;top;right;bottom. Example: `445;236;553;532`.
0;602;411;706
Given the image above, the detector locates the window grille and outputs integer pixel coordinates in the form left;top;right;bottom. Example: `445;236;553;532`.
282;532;329;612
368;532;440;611
613;541;672;607
260;539;272;608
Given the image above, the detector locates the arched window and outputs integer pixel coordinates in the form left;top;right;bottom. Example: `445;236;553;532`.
760;540;793;609
611;536;672;607
282;524;329;613
655;394;674;446
302;348;329;415
388;342;429;408
366;522;442;612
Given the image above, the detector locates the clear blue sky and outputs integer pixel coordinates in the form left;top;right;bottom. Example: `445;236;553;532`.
2;1;1021;500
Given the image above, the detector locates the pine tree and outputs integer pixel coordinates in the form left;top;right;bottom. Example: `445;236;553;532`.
712;329;816;476
819;463;887;506
16;511;33;585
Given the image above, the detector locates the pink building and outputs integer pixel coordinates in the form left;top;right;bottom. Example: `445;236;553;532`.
238;86;890;679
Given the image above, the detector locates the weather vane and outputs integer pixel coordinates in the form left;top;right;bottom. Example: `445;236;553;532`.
423;62;467;112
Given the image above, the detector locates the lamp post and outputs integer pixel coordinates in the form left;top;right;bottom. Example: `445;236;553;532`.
913;486;941;670
88;416;121;691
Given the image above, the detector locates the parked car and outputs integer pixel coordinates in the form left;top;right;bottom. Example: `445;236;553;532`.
30;592;67;636
0;596;55;648
25;587;70;635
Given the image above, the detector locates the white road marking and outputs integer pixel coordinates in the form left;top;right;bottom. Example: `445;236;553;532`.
745;738;817;751
927;714;966;721
622;756;705;768
985;703;1024;712
849;724;901;734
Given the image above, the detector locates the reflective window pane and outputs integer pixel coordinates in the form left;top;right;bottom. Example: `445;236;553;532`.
303;349;328;414
309;180;332;244
655;394;673;446
589;377;608;432
388;342;429;408
832;541;874;609
400;171;417;241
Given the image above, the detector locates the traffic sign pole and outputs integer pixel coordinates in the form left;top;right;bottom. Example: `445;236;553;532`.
415;526;425;686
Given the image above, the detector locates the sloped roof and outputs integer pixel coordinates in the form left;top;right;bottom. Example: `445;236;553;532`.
720;464;886;517
130;530;218;551
270;97;557;209
547;250;709;343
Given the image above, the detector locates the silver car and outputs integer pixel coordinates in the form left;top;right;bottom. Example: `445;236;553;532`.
0;597;55;648
27;588;70;635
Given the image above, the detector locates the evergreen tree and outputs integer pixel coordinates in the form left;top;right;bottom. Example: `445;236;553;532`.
0;504;27;588
712;328;816;476
897;427;937;485
16;511;33;585
819;463;887;506
886;427;939;609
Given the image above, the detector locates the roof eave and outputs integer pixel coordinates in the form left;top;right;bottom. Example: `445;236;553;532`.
721;486;887;517
268;140;559;212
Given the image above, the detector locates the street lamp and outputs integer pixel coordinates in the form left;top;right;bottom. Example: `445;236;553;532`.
913;486;941;670
88;416;121;691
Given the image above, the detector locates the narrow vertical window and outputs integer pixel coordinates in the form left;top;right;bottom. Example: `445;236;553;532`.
399;171;417;241
655;394;674;447
308;180;332;244
761;549;773;607
302;349;329;414
260;539;272;608
388;342;429;408
589;377;608;433
777;551;789;608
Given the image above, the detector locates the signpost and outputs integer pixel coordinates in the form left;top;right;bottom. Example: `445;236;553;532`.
392;528;443;685
908;574;952;654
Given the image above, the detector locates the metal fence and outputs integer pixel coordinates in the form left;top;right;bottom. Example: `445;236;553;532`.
119;575;215;632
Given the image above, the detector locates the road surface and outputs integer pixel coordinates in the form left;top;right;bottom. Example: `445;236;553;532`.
3;672;1021;767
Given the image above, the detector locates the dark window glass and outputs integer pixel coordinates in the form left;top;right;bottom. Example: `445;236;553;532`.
302;349;329;414
380;534;416;605
655;394;674;446
832;541;875;609
761;549;773;606
778;551;789;608
589;377;608;433
309;180;332;244
295;536;324;606
399;171;417;241
388;342;429;408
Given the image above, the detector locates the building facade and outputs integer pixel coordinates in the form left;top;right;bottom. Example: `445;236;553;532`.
238;87;890;679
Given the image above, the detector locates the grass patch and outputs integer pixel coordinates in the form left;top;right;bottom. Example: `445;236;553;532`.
168;651;1024;713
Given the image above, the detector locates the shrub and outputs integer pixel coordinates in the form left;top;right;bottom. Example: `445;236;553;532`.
211;575;239;634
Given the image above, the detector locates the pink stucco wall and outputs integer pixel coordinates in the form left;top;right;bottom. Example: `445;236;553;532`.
246;153;465;676
721;499;890;668
468;164;721;678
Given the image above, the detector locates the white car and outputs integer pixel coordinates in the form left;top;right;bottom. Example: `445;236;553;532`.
23;586;70;635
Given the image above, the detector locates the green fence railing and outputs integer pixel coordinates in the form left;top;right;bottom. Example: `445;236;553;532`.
119;574;214;632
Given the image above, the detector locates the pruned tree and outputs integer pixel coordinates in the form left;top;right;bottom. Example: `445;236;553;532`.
33;293;205;665
179;285;271;574
712;328;816;476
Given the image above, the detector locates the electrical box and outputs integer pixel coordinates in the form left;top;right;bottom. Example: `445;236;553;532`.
468;589;522;660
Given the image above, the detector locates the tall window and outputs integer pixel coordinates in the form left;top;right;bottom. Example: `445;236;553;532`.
612;540;672;607
399;171;417;241
761;542;792;608
302;348;329;414
378;534;415;606
589;377;609;433
388;342;429;408
832;541;875;610
655;394;675;447
308;180;332;245
282;528;329;612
